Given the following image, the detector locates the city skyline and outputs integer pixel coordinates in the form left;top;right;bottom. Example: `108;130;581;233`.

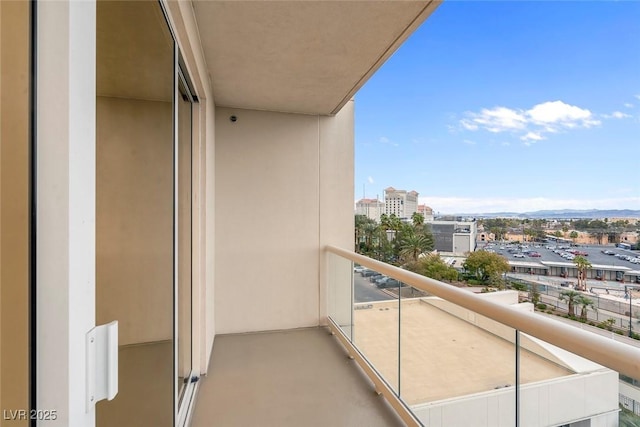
355;1;640;214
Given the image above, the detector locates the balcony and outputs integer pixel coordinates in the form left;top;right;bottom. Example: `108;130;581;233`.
190;328;403;426
187;246;640;426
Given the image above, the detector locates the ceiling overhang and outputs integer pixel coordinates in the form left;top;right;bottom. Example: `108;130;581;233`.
193;1;441;115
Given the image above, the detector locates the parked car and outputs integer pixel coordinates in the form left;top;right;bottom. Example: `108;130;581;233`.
361;269;375;277
513;253;525;258
377;278;405;288
528;252;541;257
370;273;383;282
374;275;389;285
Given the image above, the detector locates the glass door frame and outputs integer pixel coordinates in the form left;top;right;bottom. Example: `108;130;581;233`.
174;60;199;426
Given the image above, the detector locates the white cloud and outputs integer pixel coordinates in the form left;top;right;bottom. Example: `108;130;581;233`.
635;94;640;100
418;196;640;214
624;103;634;108
520;132;544;141
367;176;374;184
602;111;631;119
463;139;476;145
461;107;527;133
459;100;601;142
526;101;596;127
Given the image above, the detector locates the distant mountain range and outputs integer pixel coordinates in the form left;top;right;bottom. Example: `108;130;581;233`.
449;209;640;219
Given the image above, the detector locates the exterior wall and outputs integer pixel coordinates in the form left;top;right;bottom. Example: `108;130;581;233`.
414;296;618;427
453;234;471;255
411;370;619;427
417;204;434;221
431;220;477;254
356;199;384;222
202;98;216;371
431;223;454;252
384;187;418;219
214;105;353;334
319;101;355;324
406;191;418;218
620;381;640;415
96;96;174;345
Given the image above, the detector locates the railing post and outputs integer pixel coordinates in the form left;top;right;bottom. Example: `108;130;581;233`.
515;330;520;427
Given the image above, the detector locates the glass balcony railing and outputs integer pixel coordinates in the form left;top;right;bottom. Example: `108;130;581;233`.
326;246;640;427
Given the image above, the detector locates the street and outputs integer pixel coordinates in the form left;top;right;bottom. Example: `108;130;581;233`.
354;273;395;303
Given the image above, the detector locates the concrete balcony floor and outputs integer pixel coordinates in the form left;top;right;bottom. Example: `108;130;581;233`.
191;327;404;427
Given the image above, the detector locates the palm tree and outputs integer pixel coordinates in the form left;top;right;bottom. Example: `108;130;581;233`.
398;230;432;263
576;295;595;321
569;231;579;243
379;213;390;230
411;212;424;228
559;290;581;317
573;256;592;291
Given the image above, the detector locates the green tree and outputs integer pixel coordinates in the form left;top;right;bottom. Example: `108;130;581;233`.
355;215;380;255
398;228;433;263
411;212;425;228
573;256;592;291
408;253;458;282
463;251;510;286
569;231;579;243
530;283;540;307
380;213;401;232
576;295;595;321
559;290;581;317
553;231;563;238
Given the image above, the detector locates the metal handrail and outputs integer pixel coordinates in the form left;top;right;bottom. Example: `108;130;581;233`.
326;245;640;380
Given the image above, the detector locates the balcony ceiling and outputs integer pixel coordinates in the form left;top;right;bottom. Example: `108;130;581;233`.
193;0;440;115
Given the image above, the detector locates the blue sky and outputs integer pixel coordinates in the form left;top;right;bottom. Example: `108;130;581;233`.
355;1;640;214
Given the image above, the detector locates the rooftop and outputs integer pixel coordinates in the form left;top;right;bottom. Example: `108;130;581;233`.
353;299;577;405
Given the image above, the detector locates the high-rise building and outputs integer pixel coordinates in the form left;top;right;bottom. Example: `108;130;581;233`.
355;198;385;222
384;187;418;219
417;204;434;221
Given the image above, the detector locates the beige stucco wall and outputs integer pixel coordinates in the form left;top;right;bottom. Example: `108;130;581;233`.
319;101;355;323
96;96;174;345
214;104;354;334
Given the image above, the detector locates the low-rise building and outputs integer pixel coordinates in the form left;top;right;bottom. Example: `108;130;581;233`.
353;292;619;427
417;204;434;221
429;219;478;255
355;198;385;222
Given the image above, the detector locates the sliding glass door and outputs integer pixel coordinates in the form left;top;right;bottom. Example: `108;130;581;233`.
0;2;32;425
95;1;197;425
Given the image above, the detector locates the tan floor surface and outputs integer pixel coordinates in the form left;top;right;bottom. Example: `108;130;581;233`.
353;299;574;405
96;341;173;427
190;327;404;427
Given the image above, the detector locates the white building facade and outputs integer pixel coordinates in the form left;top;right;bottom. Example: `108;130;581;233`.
355;198;385;222
384;187;418;219
417;204;434;221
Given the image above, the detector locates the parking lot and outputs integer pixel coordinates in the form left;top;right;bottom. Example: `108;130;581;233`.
480;241;640;269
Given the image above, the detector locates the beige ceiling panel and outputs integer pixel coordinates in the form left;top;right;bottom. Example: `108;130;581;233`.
193;1;439;115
